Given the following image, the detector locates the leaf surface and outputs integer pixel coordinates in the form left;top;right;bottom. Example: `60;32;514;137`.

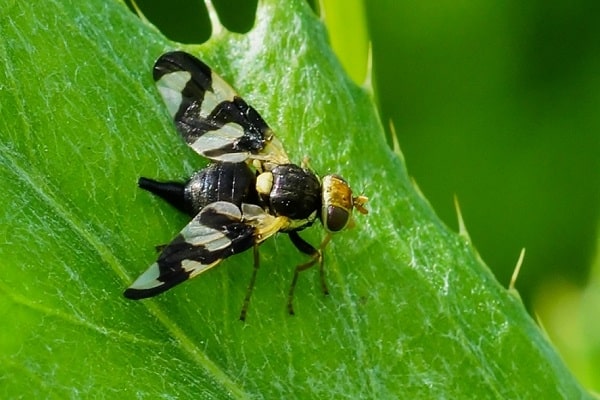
0;0;590;398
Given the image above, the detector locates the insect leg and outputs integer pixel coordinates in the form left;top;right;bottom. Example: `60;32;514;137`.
239;242;261;321
287;231;332;315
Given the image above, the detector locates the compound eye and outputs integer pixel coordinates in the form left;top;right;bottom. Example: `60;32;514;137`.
324;205;350;232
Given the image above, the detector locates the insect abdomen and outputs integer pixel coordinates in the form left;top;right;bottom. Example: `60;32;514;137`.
139;162;256;216
185;162;256;214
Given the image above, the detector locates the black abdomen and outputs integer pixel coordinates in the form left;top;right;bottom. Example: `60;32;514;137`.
185;162;256;214
139;162;256;216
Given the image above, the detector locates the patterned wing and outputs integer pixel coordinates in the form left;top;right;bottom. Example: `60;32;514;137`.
153;51;289;164
124;202;287;299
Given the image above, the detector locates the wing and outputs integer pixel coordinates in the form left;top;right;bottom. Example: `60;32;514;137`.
153;51;289;165
124;202;288;299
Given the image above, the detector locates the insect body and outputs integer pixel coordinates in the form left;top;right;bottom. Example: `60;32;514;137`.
124;51;368;320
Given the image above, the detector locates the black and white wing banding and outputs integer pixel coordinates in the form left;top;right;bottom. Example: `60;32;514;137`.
153;51;289;165
125;51;369;318
124;202;289;300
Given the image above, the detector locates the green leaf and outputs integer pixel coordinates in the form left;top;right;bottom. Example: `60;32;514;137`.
0;0;590;398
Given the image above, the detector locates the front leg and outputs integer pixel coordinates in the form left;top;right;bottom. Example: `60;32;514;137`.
287;231;332;315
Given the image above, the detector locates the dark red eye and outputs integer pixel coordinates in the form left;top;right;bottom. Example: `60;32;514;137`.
325;205;350;232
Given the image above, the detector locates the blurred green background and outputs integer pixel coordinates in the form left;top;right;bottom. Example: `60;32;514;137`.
131;0;599;390
368;0;600;299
